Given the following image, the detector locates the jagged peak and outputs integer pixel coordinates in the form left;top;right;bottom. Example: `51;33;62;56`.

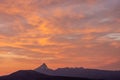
35;63;48;70
40;63;48;68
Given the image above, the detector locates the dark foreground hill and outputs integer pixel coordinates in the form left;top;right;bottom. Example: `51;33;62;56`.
0;70;99;80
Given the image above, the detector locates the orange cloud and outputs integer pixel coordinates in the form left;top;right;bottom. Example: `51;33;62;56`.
0;0;120;75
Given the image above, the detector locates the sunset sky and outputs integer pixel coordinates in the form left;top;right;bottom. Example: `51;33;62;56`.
0;0;120;75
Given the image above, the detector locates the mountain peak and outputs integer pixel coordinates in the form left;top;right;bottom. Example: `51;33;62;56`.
40;63;48;69
35;63;49;72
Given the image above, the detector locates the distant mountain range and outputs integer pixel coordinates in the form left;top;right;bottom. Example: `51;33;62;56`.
0;63;120;80
35;63;120;80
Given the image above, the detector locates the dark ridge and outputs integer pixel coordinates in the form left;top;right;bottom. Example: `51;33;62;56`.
0;70;99;80
35;63;120;80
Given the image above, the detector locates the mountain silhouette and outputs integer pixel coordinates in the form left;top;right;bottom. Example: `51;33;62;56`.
35;63;120;80
35;63;53;74
0;70;98;80
0;63;120;80
35;63;49;72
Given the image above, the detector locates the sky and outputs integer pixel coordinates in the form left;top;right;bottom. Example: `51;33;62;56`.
0;0;120;75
